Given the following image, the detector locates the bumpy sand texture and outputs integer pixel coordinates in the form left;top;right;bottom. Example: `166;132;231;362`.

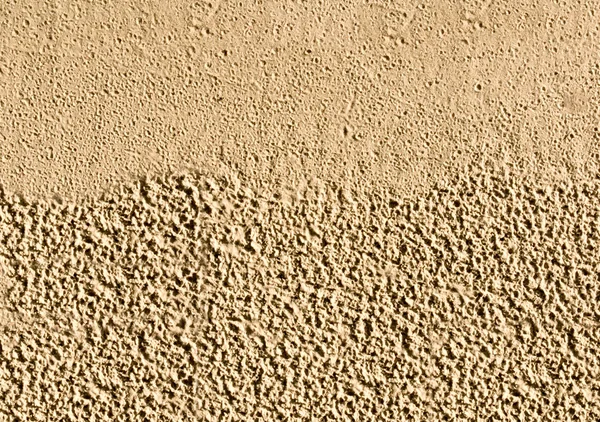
1;167;599;420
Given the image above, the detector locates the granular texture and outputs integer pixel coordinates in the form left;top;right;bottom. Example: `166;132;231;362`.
1;0;599;201
0;167;599;420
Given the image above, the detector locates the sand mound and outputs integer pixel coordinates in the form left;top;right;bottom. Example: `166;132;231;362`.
0;168;599;420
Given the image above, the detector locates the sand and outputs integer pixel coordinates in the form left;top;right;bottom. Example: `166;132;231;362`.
1;0;599;420
2;0;599;201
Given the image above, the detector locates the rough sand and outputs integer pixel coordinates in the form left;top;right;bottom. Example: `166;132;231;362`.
1;167;600;420
1;0;600;420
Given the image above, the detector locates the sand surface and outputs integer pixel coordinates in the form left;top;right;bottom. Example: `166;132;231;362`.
1;0;600;420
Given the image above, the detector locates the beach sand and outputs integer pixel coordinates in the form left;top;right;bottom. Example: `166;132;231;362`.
0;0;599;420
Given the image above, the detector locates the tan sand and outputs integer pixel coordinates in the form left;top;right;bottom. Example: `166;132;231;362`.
1;0;599;201
1;168;600;420
1;0;599;420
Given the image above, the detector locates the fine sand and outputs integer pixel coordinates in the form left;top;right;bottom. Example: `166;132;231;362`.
1;0;600;420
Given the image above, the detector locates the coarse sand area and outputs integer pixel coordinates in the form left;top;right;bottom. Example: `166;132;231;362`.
1;0;600;420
